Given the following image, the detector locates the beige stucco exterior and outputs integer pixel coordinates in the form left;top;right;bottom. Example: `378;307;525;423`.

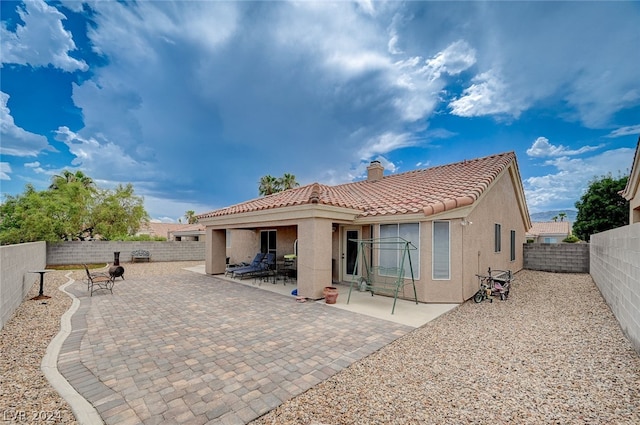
622;138;640;224
199;159;530;303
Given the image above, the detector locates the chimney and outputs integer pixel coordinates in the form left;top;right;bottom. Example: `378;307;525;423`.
367;160;384;181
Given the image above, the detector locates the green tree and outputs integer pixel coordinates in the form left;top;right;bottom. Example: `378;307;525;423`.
258;173;299;196
558;212;567;221
184;210;198;224
0;171;149;244
90;184;149;240
258;175;280;196
49;170;95;190
573;174;629;241
279;173;299;191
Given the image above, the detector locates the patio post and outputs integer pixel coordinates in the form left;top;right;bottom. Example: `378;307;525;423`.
205;228;227;275
297;218;333;299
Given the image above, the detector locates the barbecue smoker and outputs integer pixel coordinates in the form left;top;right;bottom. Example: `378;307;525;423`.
109;251;125;280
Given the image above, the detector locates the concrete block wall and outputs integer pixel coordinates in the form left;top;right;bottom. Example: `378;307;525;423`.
1;242;46;330
46;241;205;265
523;243;590;273
590;223;640;354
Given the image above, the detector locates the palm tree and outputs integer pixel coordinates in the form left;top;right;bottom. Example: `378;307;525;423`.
49;170;95;190
558;212;567;222
259;175;280;196
279;173;299;191
184;210;197;224
552;216;558;222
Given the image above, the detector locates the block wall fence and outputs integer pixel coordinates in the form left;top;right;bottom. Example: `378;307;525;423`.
590;223;640;354
0;242;46;330
523;243;590;273
46;241;205;265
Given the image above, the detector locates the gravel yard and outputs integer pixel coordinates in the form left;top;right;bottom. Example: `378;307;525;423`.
252;270;640;425
1;265;638;424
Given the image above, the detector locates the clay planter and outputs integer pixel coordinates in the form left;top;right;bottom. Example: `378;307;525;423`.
324;286;338;304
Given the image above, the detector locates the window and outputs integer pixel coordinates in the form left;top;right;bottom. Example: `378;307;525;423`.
260;230;276;255
510;230;516;261
226;230;231;248
379;223;420;279
494;223;502;253
433;221;450;280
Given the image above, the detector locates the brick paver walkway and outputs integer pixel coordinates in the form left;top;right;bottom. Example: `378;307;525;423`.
59;270;412;424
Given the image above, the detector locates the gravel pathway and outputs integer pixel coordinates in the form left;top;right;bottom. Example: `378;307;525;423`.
2;265;638;424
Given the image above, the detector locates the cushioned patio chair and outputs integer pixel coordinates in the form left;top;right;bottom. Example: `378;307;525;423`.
228;253;265;277
233;253;275;279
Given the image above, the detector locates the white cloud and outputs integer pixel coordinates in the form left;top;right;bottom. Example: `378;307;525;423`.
24;161;46;174
524;148;633;212
358;132;414;159
0;92;54;157
391;40;476;121
0;0;87;72
0;162;12;180
53;126;156;184
143;195;215;223
449;70;523;118
526;137;602;158
606;125;640;138
423;40;476;78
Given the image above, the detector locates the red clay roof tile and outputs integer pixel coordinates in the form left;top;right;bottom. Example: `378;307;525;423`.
198;152;516;219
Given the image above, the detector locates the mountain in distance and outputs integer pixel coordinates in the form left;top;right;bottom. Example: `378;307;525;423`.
530;209;577;222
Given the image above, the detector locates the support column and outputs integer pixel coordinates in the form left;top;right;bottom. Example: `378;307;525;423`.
205;228;227;275
297;218;333;299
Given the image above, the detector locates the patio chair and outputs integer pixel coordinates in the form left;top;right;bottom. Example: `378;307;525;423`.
233;253;275;279
84;264;115;296
229;253;265;277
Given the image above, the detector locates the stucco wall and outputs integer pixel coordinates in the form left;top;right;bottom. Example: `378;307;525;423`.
458;168;527;301
46;241;205;265
1;242;46;330
590;223;640;353
523;243;590;273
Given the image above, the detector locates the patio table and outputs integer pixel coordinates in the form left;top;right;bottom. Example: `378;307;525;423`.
28;269;54;300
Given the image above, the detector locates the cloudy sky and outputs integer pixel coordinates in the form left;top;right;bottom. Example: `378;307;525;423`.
1;0;639;222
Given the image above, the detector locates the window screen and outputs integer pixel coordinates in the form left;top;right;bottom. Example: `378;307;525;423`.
433;221;450;280
379;223;420;279
510;230;516;261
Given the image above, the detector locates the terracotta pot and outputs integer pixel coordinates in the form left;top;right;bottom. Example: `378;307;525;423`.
324;286;338;304
323;286;336;297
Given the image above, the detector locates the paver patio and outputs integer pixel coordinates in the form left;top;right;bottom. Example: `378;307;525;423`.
59;270;412;424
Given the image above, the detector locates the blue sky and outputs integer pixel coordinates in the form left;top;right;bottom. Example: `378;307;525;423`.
1;0;639;222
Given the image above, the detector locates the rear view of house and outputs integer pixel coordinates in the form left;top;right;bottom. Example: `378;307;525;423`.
197;152;531;303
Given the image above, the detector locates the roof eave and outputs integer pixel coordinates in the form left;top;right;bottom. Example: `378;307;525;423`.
199;204;362;229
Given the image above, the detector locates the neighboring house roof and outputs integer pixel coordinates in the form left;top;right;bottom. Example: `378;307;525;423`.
199;152;525;221
138;222;204;239
621;136;640;201
526;221;571;237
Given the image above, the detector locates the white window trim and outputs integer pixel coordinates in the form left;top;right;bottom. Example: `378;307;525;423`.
432;221;450;280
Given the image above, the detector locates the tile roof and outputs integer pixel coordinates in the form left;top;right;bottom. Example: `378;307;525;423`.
198;152;517;219
138;222;205;238
526;221;571;236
